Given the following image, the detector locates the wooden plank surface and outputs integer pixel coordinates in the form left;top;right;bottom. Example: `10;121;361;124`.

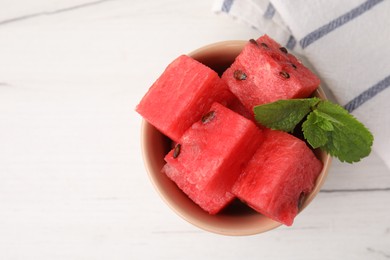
0;1;389;259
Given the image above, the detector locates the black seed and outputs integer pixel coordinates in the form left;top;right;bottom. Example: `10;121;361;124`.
173;144;181;158
279;47;288;54
279;71;290;79
260;42;269;48
201;111;215;124
249;39;258;46
233;70;247;80
298;192;306;210
291;63;297;69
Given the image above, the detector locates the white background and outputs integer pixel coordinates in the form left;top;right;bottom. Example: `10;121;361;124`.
0;0;389;259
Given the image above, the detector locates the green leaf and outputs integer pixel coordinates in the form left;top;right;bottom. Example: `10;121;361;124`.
305;101;374;163
254;98;321;132
302;111;329;148
253;97;373;164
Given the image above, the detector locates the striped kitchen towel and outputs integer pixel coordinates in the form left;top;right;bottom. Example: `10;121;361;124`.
213;0;390;168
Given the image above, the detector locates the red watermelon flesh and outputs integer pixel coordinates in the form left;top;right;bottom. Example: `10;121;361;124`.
227;96;253;120
136;55;233;142
221;35;320;113
232;129;323;225
162;102;264;214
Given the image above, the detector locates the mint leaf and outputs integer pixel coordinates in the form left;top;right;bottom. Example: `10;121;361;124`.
253;98;374;163
254;98;320;132
312;101;374;163
312;111;335;131
302;111;329;148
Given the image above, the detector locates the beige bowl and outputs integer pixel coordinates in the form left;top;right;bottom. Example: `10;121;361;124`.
141;41;332;236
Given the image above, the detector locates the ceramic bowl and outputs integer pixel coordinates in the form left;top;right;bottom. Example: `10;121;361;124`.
141;41;332;236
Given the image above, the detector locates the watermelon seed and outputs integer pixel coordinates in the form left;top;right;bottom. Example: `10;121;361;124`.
234;70;247;80
279;47;288;54
201;111;215;124
291;63;297;69
279;71;290;79
173;144;181;158
249;39;258;46
260;42;269;48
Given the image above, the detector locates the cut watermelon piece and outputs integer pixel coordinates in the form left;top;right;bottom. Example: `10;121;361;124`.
162;102;264;214
136;55;233;142
222;35;320;113
227;96;253;120
232;129;323;225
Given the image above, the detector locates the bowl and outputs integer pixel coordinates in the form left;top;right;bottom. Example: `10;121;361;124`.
141;40;332;236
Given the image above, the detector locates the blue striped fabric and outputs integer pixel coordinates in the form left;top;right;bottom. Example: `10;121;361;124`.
296;0;386;112
221;0;234;13
299;0;384;49
263;3;276;19
285;35;296;50
344;75;390;112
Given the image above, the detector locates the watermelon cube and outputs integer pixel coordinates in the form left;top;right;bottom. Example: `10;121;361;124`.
232;129;323;225
136;55;233;142
222;35;320;113
162;102;264;214
227;96;253;120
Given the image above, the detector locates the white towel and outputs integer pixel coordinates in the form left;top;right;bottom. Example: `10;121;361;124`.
213;0;390;168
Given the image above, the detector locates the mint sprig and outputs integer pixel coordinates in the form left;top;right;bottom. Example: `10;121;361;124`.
254;98;374;163
254;98;321;132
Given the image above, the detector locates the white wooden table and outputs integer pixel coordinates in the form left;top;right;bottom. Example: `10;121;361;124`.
0;1;389;259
